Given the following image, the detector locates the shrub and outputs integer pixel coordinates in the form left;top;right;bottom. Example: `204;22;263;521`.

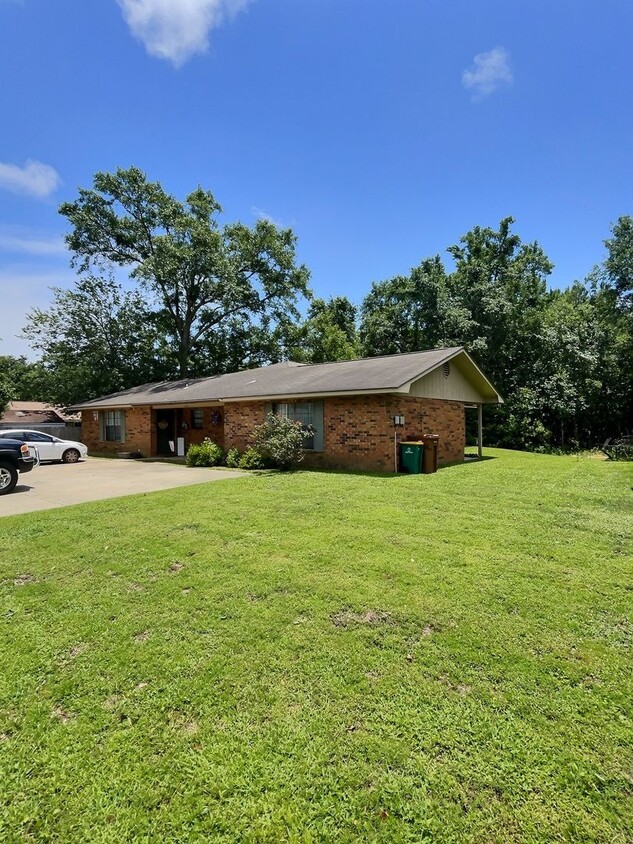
186;438;224;467
603;444;633;462
251;412;312;471
225;447;241;468
238;447;266;470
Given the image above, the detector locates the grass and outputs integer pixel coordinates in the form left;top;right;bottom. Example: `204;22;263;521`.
0;448;631;842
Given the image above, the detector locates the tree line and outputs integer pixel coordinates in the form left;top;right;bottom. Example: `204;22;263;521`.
1;167;631;451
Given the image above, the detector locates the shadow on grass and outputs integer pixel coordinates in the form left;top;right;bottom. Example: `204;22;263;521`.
283;454;498;480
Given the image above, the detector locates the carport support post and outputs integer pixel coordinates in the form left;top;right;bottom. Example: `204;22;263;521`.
477;403;483;458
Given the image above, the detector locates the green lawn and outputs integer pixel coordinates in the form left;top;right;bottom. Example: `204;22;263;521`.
1;450;632;842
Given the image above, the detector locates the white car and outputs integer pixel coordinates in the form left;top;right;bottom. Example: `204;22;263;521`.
0;429;88;464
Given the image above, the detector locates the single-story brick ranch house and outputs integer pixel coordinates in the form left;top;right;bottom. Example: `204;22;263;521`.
69;347;502;472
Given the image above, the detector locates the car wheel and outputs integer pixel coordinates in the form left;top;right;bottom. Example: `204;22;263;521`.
61;449;81;464
0;463;18;495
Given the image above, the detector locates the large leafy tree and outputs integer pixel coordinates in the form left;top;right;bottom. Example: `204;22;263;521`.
0;355;50;402
22;275;170;406
292;296;360;363
59;167;310;377
604;215;633;308
360;256;468;355
446;217;552;390
359;219;558;447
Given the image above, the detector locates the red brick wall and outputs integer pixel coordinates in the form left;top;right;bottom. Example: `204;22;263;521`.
83;395;465;470
304;395;393;472
222;395;465;472
81;408;153;456
224;401;267;451
386;395;465;467
179;407;225;451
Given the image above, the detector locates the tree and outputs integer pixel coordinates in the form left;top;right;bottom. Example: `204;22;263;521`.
604;215;633;307
446;217;552;384
60;167;311;377
0;370;14;415
293;296;359;363
359;219;557;447
22;275;171;406
0;355;50;402
360;256;468;355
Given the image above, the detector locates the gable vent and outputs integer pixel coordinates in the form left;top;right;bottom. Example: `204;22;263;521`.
443;362;451;378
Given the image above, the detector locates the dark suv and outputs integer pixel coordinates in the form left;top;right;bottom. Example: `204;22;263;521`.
0;437;38;495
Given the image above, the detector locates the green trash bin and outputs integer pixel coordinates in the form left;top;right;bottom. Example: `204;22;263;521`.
400;441;424;474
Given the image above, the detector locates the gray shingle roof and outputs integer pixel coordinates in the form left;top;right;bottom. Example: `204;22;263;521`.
68;347;498;410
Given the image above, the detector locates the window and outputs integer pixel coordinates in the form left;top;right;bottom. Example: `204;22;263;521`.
271;401;323;452
191;409;204;429
21;431;54;443
101;411;125;443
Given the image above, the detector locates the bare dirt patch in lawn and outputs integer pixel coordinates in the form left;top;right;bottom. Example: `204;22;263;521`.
331;609;392;628
13;573;38;587
134;629;151;642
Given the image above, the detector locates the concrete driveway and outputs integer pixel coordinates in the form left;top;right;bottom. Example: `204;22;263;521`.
1;458;249;517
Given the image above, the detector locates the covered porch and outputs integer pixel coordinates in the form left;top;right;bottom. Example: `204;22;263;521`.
151;403;225;457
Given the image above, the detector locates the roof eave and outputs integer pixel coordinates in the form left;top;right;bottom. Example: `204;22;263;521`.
219;387;401;403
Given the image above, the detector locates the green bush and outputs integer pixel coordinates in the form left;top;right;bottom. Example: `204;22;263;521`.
603;444;633;462
252;412;312;471
225;447;241;468
238;447;265;470
186;438;224;467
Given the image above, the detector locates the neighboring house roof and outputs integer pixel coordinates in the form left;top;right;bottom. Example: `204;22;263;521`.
0;401;81;426
69;348;503;411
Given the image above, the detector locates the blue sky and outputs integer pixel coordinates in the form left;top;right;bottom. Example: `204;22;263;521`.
1;0;631;358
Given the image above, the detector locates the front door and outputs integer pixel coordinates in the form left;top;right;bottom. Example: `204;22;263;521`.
156;410;175;455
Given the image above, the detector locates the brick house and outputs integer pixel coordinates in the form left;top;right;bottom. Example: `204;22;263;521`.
69;348;502;472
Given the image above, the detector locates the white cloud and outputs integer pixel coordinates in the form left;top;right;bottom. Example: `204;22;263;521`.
462;47;513;100
117;0;253;67
251;206;284;227
0;160;62;198
0;227;67;256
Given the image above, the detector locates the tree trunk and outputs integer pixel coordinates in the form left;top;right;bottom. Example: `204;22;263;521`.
178;323;191;378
